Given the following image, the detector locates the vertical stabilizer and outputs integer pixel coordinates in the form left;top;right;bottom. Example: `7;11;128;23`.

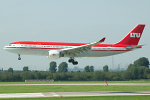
116;24;145;45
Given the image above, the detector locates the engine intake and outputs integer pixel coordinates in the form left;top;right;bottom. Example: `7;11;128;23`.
47;50;64;59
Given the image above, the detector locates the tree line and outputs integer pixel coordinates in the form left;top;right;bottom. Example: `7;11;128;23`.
0;57;149;82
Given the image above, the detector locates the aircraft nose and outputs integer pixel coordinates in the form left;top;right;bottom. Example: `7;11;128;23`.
4;46;8;50
3;46;6;49
3;46;10;51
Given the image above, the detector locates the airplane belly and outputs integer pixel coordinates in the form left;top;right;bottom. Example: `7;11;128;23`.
75;50;127;57
5;48;49;56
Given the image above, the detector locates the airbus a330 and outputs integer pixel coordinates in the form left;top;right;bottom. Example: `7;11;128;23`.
4;24;145;65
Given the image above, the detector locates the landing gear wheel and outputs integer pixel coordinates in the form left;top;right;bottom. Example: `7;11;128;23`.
68;59;74;63
18;54;21;60
18;57;21;60
72;61;78;65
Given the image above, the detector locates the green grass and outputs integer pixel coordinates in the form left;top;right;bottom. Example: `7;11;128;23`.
0;96;150;100
0;85;150;93
0;80;150;84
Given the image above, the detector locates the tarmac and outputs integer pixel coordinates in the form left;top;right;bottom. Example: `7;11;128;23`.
0;91;150;98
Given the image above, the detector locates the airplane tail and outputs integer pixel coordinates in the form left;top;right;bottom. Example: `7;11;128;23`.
115;24;145;45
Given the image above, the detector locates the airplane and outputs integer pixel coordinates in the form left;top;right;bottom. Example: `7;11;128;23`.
4;24;145;65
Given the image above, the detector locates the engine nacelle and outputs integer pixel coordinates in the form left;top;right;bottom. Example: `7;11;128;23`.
47;50;63;59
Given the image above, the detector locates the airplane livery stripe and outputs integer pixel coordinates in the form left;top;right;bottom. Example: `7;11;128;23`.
4;47;130;51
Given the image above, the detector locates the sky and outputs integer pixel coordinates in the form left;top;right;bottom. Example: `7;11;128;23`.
0;0;150;71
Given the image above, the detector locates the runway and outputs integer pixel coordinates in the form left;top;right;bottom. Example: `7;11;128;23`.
0;91;150;98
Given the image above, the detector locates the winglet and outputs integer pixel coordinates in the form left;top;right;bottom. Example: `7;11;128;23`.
99;37;106;42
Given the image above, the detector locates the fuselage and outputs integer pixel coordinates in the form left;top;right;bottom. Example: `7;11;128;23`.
4;41;133;57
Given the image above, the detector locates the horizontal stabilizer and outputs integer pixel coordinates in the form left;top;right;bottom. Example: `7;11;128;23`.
126;44;144;50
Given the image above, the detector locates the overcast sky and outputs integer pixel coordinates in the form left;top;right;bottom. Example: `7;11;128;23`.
0;0;150;71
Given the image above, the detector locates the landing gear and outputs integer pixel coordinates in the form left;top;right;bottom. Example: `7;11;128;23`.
68;58;74;63
68;58;78;65
18;54;21;60
72;61;78;65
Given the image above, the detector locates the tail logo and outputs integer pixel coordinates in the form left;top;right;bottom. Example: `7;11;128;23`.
130;33;141;38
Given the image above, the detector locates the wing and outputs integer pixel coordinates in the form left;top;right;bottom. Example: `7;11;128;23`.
61;37;106;56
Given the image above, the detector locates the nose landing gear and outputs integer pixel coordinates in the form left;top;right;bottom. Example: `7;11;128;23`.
18;54;21;60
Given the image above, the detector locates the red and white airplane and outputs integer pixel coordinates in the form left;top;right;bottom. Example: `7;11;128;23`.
4;24;145;65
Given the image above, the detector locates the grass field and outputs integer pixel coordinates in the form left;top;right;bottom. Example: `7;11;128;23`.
0;95;150;100
0;80;150;84
0;84;150;93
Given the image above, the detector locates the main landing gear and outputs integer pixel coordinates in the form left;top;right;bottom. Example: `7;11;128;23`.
18;54;21;60
68;58;78;65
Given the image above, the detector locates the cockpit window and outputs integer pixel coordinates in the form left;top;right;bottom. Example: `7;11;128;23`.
9;44;12;46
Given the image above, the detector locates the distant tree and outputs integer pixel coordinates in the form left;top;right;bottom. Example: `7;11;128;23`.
137;66;149;79
49;61;57;73
84;66;90;72
89;66;94;72
127;64;134;71
58;62;68;73
23;66;29;71
130;66;139;79
8;67;13;73
134;57;149;68
103;65;109;72
126;57;150;80
34;71;41;79
127;65;150;80
20;71;34;81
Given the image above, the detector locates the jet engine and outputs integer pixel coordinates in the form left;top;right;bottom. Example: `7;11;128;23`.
47;50;64;59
